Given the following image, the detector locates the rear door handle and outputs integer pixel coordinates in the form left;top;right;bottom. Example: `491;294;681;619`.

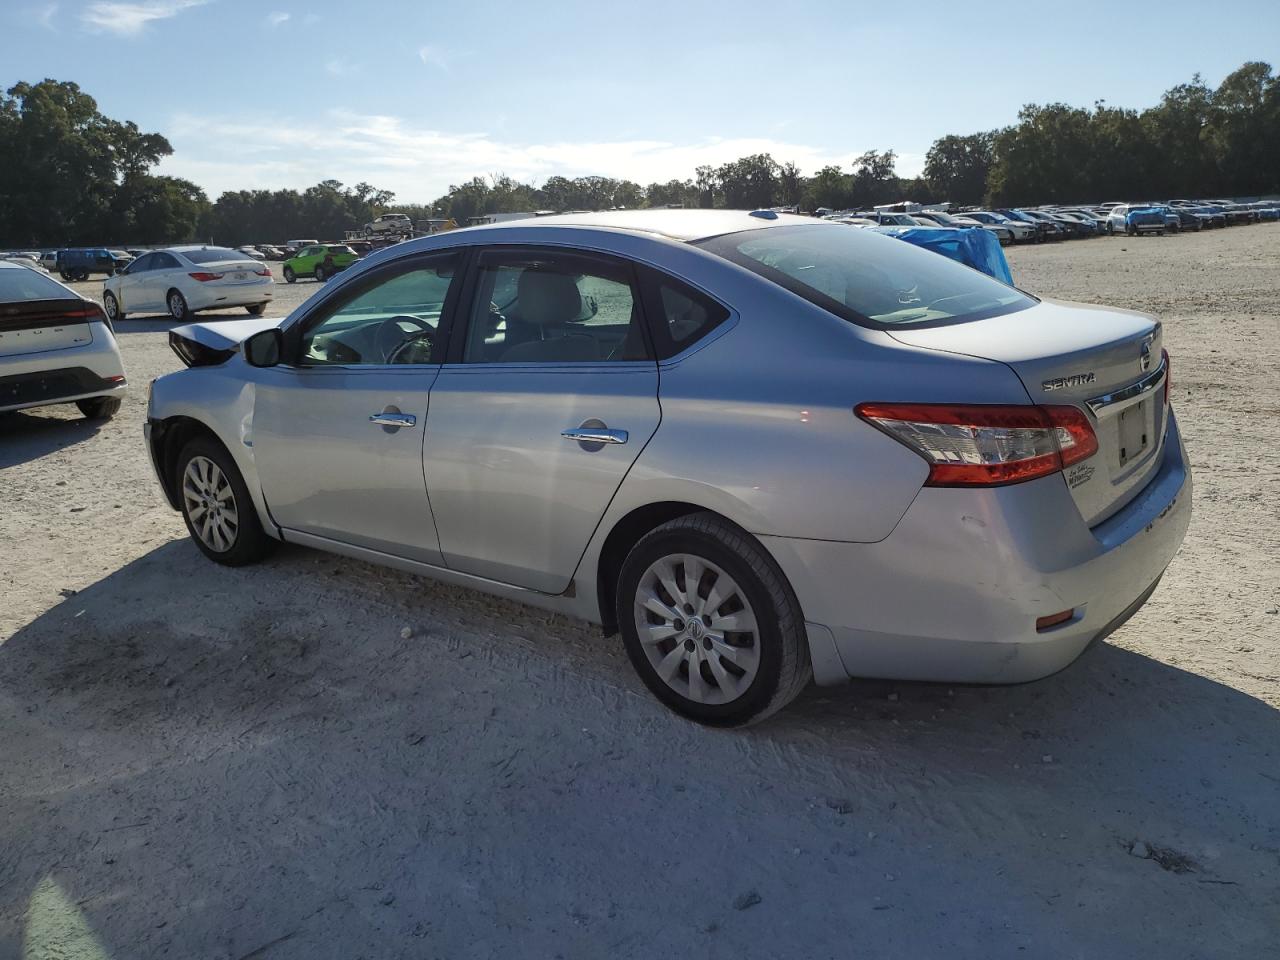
370;412;417;428
561;427;628;445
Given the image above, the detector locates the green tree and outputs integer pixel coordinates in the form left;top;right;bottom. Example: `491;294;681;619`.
1206;61;1279;194
923;133;994;205
803;164;849;210
847;150;897;209
714;153;781;208
0;79;174;245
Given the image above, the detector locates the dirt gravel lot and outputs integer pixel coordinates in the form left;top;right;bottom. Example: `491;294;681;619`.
2;229;1278;959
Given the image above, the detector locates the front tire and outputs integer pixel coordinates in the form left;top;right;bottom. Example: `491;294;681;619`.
176;437;274;566
283;266;296;284
167;289;189;321
76;396;121;419
617;513;811;727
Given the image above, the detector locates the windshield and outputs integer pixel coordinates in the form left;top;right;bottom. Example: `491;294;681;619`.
184;247;249;264
695;224;1033;327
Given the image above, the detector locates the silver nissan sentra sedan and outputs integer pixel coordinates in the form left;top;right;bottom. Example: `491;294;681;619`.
144;210;1191;725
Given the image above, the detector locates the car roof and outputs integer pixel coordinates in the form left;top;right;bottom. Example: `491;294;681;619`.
458;209;819;243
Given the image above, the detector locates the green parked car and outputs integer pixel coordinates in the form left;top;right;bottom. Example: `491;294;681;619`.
282;244;360;283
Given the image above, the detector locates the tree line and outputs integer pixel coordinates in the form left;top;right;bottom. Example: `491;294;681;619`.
1;63;1276;248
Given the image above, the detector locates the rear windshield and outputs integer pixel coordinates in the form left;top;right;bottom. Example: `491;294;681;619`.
695;224;1034;327
185;247;248;264
0;266;72;302
327;245;356;254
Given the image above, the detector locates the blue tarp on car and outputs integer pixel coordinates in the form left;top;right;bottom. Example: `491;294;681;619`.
870;226;1014;284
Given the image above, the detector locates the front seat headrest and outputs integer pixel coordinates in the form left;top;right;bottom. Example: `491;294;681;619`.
517;268;581;327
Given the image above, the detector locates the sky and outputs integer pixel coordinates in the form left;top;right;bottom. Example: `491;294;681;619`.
3;0;1279;203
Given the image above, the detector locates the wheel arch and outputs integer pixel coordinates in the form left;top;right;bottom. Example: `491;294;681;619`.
151;415;228;510
595;501;756;637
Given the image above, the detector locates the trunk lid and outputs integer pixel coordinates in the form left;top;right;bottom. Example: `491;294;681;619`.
195;259;270;287
0;298;96;358
888;299;1168;527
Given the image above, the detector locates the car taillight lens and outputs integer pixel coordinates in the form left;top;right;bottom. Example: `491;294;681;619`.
1161;348;1170;404
255;267;272;277
855;403;1099;487
188;272;224;282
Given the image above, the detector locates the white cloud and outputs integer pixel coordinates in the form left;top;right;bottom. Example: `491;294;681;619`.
324;58;358;77
156;109;923;204
81;0;207;36
36;2;59;30
416;44;451;70
265;10;289;26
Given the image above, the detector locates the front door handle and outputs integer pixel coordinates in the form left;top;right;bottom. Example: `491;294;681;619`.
370;412;417;428
561;427;628;445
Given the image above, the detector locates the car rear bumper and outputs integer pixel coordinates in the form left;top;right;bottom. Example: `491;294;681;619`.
0;326;127;413
186;278;273;311
0;366;127;412
763;411;1192;686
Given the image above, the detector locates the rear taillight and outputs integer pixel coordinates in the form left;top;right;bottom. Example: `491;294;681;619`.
188;272;224;282
59;304;107;320
255;267;272;277
1161;348;1170;404
855;403;1099;488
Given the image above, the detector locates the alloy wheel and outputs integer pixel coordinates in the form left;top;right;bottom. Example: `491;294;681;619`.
182;455;239;552
633;553;760;705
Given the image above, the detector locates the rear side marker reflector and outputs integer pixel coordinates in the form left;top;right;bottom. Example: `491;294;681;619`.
855;403;1099;487
1036;610;1075;631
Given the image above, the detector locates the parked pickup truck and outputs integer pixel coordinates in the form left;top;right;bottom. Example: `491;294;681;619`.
1107;205;1166;236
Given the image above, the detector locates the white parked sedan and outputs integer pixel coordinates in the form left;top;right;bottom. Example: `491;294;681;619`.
102;246;273;323
0;261;127;419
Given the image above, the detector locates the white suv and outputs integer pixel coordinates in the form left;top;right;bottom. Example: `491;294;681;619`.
365;213;414;235
0;262;127;419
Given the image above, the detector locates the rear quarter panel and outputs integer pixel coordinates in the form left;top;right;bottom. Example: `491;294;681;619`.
603;263;1035;544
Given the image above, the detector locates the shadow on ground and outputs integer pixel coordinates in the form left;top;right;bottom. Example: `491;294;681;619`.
0;410;102;469
1;540;1276;959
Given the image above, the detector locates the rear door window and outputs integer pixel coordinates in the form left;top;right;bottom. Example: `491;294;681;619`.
459;250;650;364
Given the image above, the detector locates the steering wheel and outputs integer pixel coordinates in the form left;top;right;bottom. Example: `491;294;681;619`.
376;315;434;364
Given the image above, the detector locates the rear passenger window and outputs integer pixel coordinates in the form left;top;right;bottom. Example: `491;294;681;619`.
641;271;729;359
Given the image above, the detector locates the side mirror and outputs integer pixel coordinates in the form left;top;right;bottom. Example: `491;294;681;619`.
244;328;283;367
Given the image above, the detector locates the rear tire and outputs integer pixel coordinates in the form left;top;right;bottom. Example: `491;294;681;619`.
176;436;274;566
103;291;123;324
246;303;267;316
616;512;812;727
76;396;121;420
313;264;327;282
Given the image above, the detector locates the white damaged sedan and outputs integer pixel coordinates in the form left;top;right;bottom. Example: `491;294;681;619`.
103;246;273;323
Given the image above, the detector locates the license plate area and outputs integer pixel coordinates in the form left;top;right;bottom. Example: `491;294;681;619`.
1117;399;1150;467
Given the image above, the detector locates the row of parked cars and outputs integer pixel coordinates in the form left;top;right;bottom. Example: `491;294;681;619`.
824;198;1279;244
